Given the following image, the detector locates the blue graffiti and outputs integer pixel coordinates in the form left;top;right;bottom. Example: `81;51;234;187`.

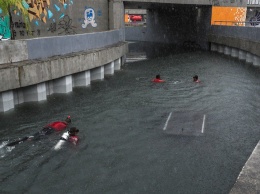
54;4;61;12
48;10;54;19
22;0;29;10
87;9;93;20
97;10;102;16
59;13;65;19
0;16;11;39
82;7;97;28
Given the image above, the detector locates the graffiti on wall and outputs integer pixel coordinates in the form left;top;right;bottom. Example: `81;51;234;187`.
0;16;11;39
26;0;68;23
249;10;260;26
0;0;108;39
58;15;76;34
82;7;97;28
0;0;76;39
48;22;57;32
11;20;41;38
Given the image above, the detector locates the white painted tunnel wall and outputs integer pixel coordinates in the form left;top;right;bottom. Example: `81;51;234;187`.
239;50;246;60
104;62;115;75
224;46;231;55
53;75;73;94
211;43;260;67
73;70;91;87
22;83;47;102
0;57;122;112
114;58;121;70
0;91;14;112
90;66;104;81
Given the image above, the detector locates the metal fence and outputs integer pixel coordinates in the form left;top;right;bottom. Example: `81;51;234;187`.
213;21;260;27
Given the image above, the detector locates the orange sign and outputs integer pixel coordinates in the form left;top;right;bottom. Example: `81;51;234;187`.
211;6;247;26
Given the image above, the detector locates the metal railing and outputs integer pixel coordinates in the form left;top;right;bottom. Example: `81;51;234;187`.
213;21;260;27
125;22;146;27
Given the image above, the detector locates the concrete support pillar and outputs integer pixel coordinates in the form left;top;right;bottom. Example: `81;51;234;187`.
224;46;231;55
231;48;239;58
73;70;90;87
238;50;246;60
46;81;54;96
246;52;253;63
104;62;115;75
22;83;47;102
0;90;14;112
210;43;218;52
114;58;121;70
253;55;260;67
14;89;24;105
90;66;104;81
52;75;73;93
109;1;124;30
121;55;126;66
217;45;224;53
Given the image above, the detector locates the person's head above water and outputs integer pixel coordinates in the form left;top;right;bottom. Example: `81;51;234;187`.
193;75;199;82
65;116;71;124
152;74;165;83
68;127;79;136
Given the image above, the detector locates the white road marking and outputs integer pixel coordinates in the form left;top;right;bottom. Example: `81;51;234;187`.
163;112;172;131
201;114;206;133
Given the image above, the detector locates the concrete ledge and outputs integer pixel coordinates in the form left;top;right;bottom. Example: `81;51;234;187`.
0;40;28;64
0;41;128;92
230;141;260;194
26;30;123;60
123;0;246;6
0;66;20;92
0;30;124;65
208;34;260;57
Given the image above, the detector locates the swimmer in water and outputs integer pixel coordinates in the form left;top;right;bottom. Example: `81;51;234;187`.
6;116;72;146
68;127;79;145
152;74;165;83
193;75;200;83
33;116;72;139
53;127;79;150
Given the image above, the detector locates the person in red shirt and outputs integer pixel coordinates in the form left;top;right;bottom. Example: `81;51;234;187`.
6;116;71;146
42;116;71;132
152;74;165;83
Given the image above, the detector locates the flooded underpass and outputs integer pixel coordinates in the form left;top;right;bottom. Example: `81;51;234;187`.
0;42;260;194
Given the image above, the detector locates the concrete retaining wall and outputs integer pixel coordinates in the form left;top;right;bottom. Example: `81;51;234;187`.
0;41;128;93
0;41;128;112
208;26;260;66
0;29;124;64
209;26;260;45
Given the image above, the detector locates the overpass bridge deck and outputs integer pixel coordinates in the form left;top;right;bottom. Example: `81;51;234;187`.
122;0;247;7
